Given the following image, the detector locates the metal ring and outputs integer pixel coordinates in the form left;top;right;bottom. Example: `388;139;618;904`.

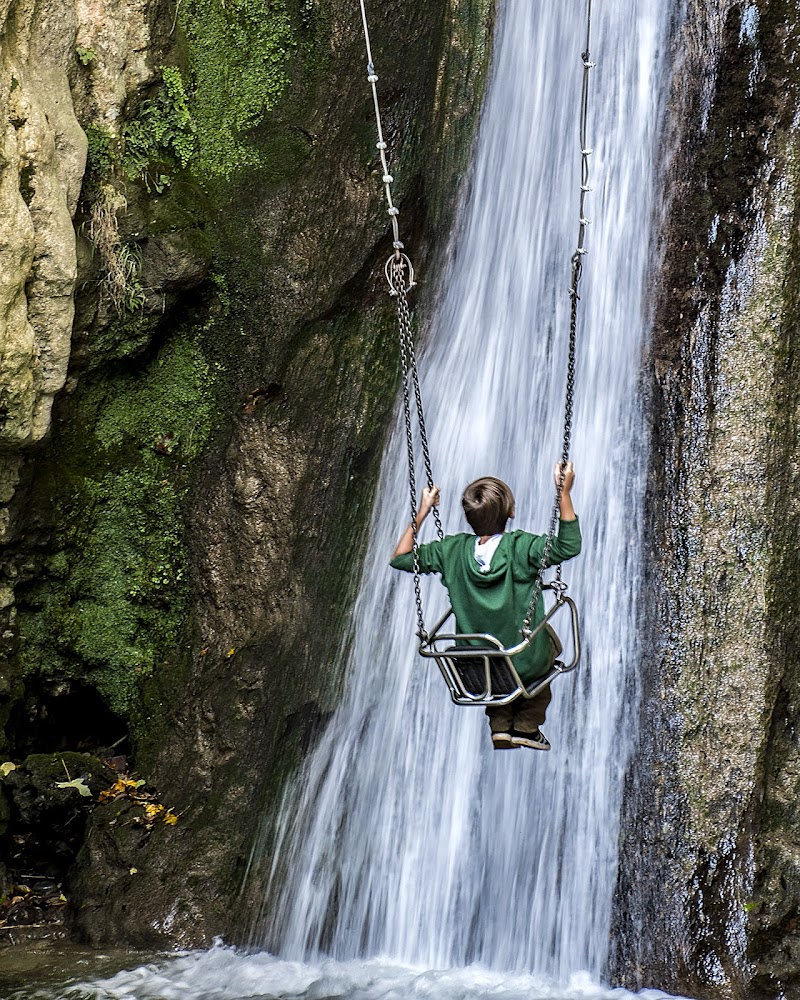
385;253;416;295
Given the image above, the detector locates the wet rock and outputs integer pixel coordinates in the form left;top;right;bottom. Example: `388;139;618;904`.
139;227;212;298
613;3;800;998
2;753;112;873
68;796;187;948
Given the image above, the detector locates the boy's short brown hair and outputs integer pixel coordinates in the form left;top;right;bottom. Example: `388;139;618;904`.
461;477;515;535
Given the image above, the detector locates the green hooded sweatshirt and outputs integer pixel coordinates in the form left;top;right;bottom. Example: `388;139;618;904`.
390;518;582;683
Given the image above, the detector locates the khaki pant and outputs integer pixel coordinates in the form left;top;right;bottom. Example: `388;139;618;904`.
485;686;552;735
484;624;559;735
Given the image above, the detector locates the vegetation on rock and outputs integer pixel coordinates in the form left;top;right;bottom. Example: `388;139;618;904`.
15;328;220;724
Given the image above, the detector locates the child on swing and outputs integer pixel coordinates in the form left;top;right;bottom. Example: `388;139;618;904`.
390;464;581;751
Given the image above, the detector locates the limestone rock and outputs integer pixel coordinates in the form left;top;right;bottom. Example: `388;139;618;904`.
0;0;86;446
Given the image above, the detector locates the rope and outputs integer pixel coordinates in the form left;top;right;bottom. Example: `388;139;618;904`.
359;1;442;639
358;0;403;258
522;0;594;638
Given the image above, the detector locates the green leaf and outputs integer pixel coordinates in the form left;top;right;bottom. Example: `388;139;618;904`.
0;762;16;778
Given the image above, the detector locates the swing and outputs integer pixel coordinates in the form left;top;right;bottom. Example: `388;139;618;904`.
420;583;581;707
358;0;594;706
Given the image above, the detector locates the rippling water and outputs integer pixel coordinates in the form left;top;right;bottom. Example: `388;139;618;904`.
8;946;692;1000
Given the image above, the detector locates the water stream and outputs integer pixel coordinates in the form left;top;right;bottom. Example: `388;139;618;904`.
254;0;675;981
8;0;682;996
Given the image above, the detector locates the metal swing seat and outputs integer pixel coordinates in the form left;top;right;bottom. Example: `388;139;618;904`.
419;581;581;706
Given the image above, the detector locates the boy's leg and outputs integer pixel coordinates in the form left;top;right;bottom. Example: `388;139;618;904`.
485;703;516;749
514;630;559;735
485;703;515;732
511;686;552;734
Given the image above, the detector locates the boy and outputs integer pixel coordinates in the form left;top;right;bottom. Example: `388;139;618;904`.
390;464;581;751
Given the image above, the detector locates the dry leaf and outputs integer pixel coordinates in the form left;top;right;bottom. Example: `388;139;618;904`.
56;777;92;797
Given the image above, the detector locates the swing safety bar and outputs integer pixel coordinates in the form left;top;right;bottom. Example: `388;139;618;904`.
418;584;581;706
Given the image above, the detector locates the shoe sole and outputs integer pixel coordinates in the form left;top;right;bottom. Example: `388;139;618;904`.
492;734;517;750
511;735;551;751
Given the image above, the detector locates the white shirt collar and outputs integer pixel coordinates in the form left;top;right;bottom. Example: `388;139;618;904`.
473;533;503;573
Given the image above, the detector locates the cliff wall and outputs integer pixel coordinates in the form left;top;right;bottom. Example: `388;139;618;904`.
0;0;495;946
613;3;800;997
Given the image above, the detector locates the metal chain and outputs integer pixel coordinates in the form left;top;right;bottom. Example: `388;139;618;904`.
406;323;444;541
393;261;427;639
522;0;593;637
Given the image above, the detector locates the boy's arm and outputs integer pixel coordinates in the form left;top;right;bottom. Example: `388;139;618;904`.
527;463;581;569
555;461;576;522
549;461;580;562
392;486;440;558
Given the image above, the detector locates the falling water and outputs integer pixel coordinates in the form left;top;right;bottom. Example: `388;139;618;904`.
255;0;673;984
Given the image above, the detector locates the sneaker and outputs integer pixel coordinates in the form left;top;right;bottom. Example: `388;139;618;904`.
491;731;517;749
511;729;551;751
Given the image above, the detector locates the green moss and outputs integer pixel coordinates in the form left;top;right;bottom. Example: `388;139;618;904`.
121;66;196;187
89;313;161;368
256;129;312;186
81;0;328;225
178;0;295;179
94;336;216;460
15;330;222;726
76;46;97;66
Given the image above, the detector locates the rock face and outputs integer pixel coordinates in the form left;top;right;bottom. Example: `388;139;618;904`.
0;0;85;451
94;0;497;948
0;0;169;455
0;0;496;950
612;3;800;998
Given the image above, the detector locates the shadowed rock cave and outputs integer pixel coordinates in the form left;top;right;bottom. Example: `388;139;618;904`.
6;677;130;760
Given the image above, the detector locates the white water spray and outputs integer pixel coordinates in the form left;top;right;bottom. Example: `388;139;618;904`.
256;0;673;982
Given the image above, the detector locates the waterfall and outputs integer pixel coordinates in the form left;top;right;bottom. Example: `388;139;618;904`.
256;0;674;981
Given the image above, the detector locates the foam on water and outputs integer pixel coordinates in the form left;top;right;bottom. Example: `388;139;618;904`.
35;946;691;1000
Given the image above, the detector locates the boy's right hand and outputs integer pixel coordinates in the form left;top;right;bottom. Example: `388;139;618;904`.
420;485;441;513
554;461;575;493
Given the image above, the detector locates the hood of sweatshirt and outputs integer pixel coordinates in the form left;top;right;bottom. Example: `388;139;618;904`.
461;532;513;586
